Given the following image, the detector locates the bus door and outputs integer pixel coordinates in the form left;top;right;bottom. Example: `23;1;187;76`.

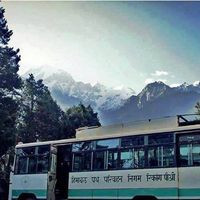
56;144;72;200
47;145;57;200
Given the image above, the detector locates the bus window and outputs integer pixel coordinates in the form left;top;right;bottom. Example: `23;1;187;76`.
17;157;28;174
121;136;144;147
148;133;174;145
28;157;37;174
15;146;50;174
73;153;83;171
120;149;134;169
148;146;174;167
192;144;200;166
72;142;91;152
134;148;145;168
84;152;92;170
38;145;49;155
107;150;118;170
179;134;200;143
96;139;119;149
73;152;91;171
179;144;190;166
17;147;35;156
163;146;174;167
37;156;49;173
178;133;200;167
93;151;106;170
148;147;161;167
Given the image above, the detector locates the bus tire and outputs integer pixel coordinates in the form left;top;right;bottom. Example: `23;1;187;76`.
133;195;158;200
18;193;37;200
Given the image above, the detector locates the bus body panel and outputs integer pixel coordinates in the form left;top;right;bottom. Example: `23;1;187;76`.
68;168;178;199
178;167;200;199
11;174;48;200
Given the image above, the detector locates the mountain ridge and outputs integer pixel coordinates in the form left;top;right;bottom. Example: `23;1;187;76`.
23;68;200;125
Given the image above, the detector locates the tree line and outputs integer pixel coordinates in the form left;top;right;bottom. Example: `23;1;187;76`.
0;6;100;190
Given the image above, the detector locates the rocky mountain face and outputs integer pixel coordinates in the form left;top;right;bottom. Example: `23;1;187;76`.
23;68;200;125
102;81;200;124
23;68;135;111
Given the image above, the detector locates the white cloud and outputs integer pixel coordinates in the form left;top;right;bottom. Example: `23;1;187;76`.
170;83;181;88
151;70;169;76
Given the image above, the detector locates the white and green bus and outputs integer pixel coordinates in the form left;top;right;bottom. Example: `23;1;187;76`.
9;114;200;200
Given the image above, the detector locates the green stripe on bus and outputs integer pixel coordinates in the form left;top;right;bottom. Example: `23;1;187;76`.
179;188;200;196
119;188;178;197
68;189;92;197
93;189;118;197
12;189;47;197
68;188;178;198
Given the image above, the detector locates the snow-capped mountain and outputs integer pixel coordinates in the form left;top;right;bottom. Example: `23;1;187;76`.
23;68;200;125
102;81;200;124
23;67;135;111
137;81;171;108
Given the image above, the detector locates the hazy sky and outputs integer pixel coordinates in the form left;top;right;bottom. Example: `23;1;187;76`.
2;1;200;93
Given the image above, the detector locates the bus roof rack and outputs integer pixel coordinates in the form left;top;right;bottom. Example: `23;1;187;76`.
177;114;200;126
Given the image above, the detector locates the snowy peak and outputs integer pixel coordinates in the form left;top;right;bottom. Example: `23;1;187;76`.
193;81;200;87
138;81;170;107
173;82;200;94
24;67;74;84
45;69;74;84
22;67;135;111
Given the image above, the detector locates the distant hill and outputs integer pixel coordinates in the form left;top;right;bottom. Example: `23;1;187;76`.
23;68;200;125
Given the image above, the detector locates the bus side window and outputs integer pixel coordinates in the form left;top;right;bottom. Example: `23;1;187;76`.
148;147;159;167
93;151;105;170
73;152;91;171
163;146;174;167
107;150;118;170
37;156;49;173
192;144;200;166
179;134;200;167
179;144;190;166
120;149;134;169
134;148;145;168
148;145;174;167
28;157;37;173
17;157;28;174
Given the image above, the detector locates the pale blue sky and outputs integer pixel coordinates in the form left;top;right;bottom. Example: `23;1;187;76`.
2;1;200;93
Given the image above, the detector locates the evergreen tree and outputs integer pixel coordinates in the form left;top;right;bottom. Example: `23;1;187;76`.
195;102;200;115
0;7;21;157
64;103;101;137
18;74;65;142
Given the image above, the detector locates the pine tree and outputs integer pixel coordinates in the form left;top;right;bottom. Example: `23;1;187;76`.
195;102;200;115
0;7;21;157
18;74;65;142
0;7;21;198
64;103;101;137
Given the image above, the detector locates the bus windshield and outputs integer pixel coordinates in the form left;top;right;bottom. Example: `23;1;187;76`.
14;145;50;174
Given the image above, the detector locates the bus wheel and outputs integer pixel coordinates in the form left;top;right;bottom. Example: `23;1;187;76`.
25;198;36;200
18;194;37;200
133;196;158;200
